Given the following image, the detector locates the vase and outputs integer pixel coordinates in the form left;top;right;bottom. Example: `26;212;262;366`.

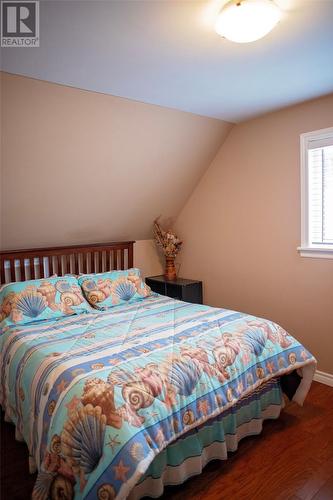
165;256;177;280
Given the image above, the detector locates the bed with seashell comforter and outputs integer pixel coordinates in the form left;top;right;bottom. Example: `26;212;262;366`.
0;293;316;499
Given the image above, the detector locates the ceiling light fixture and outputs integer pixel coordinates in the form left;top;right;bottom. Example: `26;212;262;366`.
215;0;281;43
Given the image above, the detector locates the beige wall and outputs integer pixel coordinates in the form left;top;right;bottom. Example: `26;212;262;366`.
176;94;333;374
134;239;163;278
0;72;232;250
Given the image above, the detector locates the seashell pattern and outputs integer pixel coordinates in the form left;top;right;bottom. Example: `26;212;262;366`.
278;357;285;368
134;364;164;397
112;278;136;302
107;369;138;386
256;367;265;379
43;451;60;473
37;282;57;310
127;274;152;298
216;394;223;407
288;352;297;365
182;409;195;426
14;291;47;318
130;442;145;462
87;290;105;305
136;282;152;298
55;281;72;293
242;329;267;356
50;474;74;500
226;388;233;402
61;404;106;474
168;358;202;396
81;378;122;429
81;279;97;292
91;363;105;370
32;471;55;500
122;381;154;410
97;483;116;500
213;345;237;377
50;434;61;455
0;292;15;321
61;292;80;306
172;417;180;433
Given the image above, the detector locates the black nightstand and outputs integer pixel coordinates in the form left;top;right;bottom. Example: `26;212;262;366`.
146;275;203;304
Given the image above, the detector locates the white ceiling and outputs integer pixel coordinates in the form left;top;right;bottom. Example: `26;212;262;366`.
1;0;333;122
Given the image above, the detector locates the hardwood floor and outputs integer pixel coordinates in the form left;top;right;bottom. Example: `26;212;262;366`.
1;381;332;500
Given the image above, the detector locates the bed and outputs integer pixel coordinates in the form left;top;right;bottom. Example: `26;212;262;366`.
0;241;317;500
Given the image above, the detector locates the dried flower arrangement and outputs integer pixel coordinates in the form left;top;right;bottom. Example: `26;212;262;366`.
153;218;183;258
153;218;182;280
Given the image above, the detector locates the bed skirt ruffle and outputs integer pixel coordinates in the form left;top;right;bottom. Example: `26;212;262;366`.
129;379;283;499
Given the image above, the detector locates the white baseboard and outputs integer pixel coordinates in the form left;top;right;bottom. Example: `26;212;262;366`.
313;370;333;387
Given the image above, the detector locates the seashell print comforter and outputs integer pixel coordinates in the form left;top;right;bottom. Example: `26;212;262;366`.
0;294;316;499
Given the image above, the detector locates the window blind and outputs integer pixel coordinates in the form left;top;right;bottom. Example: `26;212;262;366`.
308;143;333;246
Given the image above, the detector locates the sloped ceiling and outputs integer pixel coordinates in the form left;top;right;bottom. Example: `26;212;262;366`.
1;0;333;122
1;73;232;249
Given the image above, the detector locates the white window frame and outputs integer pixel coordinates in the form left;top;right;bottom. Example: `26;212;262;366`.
298;126;333;259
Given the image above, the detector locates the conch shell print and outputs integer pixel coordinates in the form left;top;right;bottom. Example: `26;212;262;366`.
88;290;106;305
81;378;122;429
81;279;102;305
97;279;113;300
97;483;116;500
108;364;164;427
0;292;15;322
108;363;163;427
60;292;83;314
133;364;164;397
122;381;155;423
37;281;58;311
213;343;238;380
56;282;84;314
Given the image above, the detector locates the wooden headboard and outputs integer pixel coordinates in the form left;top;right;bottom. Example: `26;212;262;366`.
0;241;134;284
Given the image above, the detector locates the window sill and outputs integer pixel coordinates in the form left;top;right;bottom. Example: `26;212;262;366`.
297;246;333;259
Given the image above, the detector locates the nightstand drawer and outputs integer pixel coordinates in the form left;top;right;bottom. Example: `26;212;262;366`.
146;276;202;304
165;283;182;300
149;280;165;295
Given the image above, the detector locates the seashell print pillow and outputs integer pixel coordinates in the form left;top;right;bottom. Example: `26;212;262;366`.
78;268;152;310
0;276;94;330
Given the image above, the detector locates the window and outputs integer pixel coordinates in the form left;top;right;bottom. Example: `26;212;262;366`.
299;127;333;259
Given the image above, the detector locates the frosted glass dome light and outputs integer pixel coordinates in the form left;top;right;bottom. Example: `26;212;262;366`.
215;0;281;43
